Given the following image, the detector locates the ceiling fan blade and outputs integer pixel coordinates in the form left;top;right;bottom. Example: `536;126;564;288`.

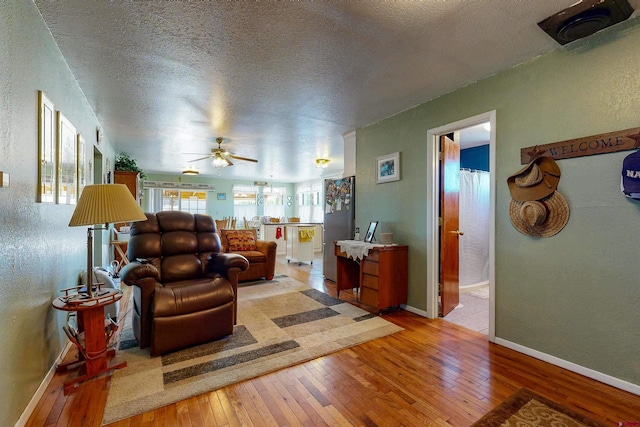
188;155;212;162
230;155;258;163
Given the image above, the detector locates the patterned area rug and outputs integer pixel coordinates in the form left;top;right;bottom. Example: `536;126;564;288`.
471;388;607;426
101;275;402;425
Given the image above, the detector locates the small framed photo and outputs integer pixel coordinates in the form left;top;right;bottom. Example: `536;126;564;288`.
364;221;378;243
375;151;400;184
217;192;226;201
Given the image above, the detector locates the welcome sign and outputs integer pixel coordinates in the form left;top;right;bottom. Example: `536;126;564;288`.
520;127;640;164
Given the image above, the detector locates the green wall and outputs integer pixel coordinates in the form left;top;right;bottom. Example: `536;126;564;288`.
0;2;119;425
356;17;640;386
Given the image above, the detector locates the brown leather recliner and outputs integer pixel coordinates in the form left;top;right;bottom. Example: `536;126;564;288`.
120;211;249;356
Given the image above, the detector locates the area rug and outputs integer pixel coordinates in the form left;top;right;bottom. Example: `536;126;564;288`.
101;275;402;425
471;388;607;426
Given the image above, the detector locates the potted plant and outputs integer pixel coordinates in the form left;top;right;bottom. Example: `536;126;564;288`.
115;154;146;179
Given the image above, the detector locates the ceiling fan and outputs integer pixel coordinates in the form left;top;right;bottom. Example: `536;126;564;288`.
187;137;258;168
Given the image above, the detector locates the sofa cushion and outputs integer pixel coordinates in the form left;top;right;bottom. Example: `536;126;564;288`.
221;229;258;252
232;250;266;263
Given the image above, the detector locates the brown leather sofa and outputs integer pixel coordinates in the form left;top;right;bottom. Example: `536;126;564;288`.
218;229;277;282
120;211;249;356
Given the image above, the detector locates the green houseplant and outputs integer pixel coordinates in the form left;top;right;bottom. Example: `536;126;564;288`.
114;154;146;179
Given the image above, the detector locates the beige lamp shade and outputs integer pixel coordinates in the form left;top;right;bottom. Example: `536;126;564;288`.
69;184;146;226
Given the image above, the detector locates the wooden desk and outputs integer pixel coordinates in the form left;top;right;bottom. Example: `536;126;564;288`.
334;242;408;311
52;289;126;394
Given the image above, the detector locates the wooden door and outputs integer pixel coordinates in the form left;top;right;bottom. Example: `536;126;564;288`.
440;134;461;317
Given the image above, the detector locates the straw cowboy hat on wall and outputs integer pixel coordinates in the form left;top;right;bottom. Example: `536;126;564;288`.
507;156;569;238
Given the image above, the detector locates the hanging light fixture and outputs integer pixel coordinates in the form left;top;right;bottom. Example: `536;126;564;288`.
182;166;199;175
316;158;330;169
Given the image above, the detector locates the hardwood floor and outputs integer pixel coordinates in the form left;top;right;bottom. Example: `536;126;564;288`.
26;255;640;426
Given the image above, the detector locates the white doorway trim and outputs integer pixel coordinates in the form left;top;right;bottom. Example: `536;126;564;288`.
425;110;496;342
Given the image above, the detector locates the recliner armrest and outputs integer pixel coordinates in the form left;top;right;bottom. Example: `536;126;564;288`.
121;261;161;291
208;252;249;278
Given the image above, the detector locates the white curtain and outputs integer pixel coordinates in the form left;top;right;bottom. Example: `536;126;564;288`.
459;170;490;287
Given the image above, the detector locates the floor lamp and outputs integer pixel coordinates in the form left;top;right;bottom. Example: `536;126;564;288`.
68;184;146;298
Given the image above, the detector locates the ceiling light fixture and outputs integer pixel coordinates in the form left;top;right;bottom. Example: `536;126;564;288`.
182;166;199;175
316;158;330;169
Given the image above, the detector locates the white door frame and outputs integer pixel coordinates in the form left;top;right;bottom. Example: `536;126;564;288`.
425;110;496;342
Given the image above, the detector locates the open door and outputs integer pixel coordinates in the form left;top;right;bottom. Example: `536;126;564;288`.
439;134;461;317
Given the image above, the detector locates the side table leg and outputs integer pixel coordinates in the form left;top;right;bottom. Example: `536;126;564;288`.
61;304;128;395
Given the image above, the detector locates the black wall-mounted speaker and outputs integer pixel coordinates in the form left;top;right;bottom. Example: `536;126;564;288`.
538;0;634;45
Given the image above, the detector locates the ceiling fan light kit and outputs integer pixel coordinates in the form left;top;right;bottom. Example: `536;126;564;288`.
316;158;330;169
186;137;258;172
212;157;232;168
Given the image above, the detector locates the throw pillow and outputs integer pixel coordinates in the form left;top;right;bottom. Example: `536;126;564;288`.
224;230;258;252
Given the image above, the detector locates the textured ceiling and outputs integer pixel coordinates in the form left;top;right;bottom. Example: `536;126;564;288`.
33;0;637;182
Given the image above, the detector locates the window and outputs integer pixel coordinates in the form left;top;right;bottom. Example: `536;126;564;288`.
160;190;207;214
233;185;258;225
263;186;285;219
296;180;323;223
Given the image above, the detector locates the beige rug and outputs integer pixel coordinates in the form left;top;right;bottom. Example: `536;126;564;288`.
101;276;402;425
471;388;607;427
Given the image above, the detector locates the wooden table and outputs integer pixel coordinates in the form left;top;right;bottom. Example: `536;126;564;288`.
52;289;126;394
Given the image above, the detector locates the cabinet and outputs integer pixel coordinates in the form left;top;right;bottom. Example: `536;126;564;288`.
261;224;286;255
285;225;315;265
261;223;323;256
112;171;139;269
113;170;140;203
335;242;408;311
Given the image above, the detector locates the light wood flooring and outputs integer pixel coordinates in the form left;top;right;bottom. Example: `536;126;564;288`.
26;255;640;426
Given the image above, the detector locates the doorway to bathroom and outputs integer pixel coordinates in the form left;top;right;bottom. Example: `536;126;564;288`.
425;111;495;341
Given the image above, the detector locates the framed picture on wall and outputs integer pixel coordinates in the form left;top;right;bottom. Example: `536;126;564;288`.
77;133;86;197
57;111;77;205
38;91;56;203
375;151;400;184
217;193;226;200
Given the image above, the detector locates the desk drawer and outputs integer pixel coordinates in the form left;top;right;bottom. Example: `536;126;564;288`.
365;250;379;262
362;273;379;290
361;286;379;308
362;260;379;276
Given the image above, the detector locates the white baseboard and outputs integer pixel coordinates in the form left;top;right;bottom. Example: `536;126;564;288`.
495;337;640;396
402;304;429;318
15;342;73;427
400;308;640;395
